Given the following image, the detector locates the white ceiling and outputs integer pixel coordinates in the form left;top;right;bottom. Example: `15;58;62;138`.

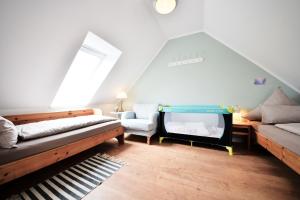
145;0;204;39
0;0;299;112
0;0;166;111
204;0;300;93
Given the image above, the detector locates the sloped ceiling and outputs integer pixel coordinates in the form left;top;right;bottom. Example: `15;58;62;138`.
0;0;299;113
204;0;300;93
144;0;204;39
0;0;166;111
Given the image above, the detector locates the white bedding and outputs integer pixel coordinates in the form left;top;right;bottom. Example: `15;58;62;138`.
275;123;300;136
165;122;224;138
17;115;116;140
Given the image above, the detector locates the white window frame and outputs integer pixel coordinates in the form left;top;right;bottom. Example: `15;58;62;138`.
51;32;122;108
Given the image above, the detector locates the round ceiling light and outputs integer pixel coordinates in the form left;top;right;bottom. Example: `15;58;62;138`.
154;0;177;15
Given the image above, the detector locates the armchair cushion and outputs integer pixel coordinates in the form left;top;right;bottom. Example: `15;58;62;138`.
148;112;159;129
133;104;158;119
121;111;136;120
121;119;155;131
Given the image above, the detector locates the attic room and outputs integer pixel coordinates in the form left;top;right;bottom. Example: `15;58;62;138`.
0;0;299;199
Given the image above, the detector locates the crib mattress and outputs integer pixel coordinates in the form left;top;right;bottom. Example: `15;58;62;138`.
165;122;224;138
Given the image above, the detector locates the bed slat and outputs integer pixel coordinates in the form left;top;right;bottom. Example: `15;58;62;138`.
4;109;95;125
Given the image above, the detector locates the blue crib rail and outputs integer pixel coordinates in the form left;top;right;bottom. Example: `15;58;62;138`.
159;105;234;114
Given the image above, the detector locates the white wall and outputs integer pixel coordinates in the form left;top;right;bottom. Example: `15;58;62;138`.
0;0;165;113
128;33;300;109
1;0;299;115
204;0;300;93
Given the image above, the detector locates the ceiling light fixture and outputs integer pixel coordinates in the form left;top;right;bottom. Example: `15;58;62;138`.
154;0;177;15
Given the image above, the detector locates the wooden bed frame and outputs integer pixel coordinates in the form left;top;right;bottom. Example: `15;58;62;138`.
0;109;124;185
251;122;300;175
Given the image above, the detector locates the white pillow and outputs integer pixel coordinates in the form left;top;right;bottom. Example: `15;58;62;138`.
0;116;18;148
133;104;158;119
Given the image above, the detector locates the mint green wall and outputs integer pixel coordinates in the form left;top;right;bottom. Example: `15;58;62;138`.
128;33;299;108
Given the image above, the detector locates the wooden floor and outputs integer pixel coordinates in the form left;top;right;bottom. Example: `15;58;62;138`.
1;135;299;200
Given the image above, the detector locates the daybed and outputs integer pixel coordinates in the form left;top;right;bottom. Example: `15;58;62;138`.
241;88;300;174
0;109;124;185
251;121;300;175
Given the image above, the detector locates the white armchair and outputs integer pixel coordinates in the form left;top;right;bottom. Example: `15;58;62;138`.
121;104;159;144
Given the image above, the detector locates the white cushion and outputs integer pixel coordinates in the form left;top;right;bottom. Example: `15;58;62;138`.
133;104;158;119
275;123;300;136
121;119;155;131
0;116;18;148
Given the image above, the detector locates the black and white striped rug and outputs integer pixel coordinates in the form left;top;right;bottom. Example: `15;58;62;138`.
17;154;124;200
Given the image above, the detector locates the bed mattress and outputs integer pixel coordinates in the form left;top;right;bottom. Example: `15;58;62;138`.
258;125;300;155
0;121;121;165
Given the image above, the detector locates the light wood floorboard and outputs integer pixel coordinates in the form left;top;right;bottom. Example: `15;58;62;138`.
1;135;299;200
84;136;300;200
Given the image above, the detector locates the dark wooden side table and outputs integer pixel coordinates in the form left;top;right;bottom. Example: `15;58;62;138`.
232;120;252;150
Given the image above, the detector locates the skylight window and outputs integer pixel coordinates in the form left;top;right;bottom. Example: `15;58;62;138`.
51;32;122;108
